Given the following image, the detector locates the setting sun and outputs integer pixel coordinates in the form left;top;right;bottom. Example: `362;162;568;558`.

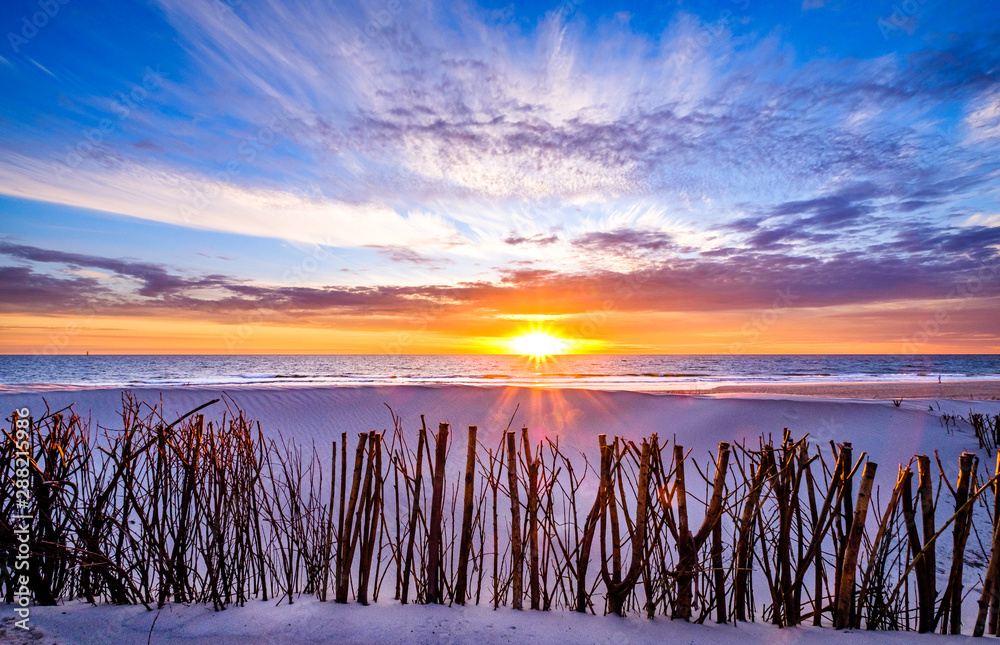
509;332;570;357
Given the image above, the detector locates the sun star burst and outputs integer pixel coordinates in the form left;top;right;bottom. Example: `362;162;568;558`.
509;332;569;358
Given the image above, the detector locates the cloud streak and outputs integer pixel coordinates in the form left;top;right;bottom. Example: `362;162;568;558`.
3;232;997;320
0;0;998;350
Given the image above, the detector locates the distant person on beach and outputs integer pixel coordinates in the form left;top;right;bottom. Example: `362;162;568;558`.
939;375;942;383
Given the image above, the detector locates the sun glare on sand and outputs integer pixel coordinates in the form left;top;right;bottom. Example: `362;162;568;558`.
509;332;570;358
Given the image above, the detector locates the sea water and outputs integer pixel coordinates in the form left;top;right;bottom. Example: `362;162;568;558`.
0;354;998;390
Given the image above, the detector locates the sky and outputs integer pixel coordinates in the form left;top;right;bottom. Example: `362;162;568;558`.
0;0;999;354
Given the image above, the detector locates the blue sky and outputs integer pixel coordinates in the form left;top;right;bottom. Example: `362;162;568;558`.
1;0;999;352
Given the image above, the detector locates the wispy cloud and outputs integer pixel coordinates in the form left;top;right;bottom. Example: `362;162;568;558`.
3;2;996;251
1;0;998;350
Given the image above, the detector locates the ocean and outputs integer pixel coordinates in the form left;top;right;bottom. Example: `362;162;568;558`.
0;354;998;390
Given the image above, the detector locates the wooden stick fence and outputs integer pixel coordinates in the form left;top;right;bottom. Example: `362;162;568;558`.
4;395;1000;636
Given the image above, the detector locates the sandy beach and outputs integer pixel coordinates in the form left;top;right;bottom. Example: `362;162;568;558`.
6;383;1000;643
3;383;998;488
20;596;976;645
4;381;994;522
675;379;1000;400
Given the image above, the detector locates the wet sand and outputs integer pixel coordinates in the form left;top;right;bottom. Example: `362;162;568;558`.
676;380;1000;400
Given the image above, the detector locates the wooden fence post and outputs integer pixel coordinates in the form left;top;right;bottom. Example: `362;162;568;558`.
575;434;607;613
522;426;541;610
336;432;368;603
835;461;877;629
400;419;426;604
674;442;730;621
506;430;523;609
735;445;771;621
426;423;449;604
917;454;936;627
455;426;478;605
974;452;1000;636
855;465;908;627
602;439;652;616
941;452;977;634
